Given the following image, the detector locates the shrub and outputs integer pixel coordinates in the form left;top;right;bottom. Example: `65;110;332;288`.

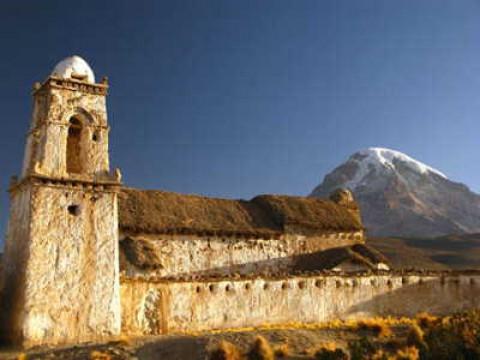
89;351;112;360
392;346;419;360
406;323;424;346
209;340;243;360
370;346;419;360
348;337;377;360
247;336;274;360
420;309;480;359
371;350;388;360
314;345;349;360
415;312;437;329
356;318;392;338
273;343;290;358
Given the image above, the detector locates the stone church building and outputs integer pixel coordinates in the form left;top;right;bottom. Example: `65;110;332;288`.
8;56;478;349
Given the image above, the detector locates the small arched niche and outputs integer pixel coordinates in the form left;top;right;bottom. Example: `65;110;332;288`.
66;116;83;174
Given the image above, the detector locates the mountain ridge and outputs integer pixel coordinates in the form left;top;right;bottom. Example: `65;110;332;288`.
310;147;480;237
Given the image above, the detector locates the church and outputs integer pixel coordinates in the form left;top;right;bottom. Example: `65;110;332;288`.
1;56;394;347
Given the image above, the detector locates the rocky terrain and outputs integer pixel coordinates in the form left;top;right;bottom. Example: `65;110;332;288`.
311;147;480;238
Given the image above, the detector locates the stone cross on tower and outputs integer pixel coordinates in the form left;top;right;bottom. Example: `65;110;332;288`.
2;56;122;347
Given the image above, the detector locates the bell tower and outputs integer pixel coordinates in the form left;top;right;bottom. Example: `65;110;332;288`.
21;56;113;181
2;56;122;347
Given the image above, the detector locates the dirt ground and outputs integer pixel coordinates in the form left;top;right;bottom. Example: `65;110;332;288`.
0;324;407;360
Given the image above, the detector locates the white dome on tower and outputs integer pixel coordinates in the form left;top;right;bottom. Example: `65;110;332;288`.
51;55;95;83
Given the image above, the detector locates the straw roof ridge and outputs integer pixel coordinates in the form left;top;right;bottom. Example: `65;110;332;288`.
118;187;363;236
251;194;363;232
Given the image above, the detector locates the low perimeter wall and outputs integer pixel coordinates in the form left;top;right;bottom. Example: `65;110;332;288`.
120;272;480;336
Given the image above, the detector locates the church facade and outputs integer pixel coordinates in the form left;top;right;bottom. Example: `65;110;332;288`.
3;57;478;348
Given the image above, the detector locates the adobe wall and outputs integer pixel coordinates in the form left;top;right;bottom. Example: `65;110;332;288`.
120;231;364;278
1;187;32;342
120;272;480;336
3;181;121;347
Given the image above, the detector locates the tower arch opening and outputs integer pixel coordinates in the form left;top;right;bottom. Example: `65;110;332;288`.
66;116;83;174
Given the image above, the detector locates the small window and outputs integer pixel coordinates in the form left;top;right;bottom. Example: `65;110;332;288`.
67;204;81;216
67;117;83;174
92;131;100;142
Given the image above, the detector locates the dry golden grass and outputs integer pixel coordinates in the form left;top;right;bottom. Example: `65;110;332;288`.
313;342;348;360
115;334;134;346
247;336;274;360
371;350;387;360
324;316;414;331
209;340;244;360
406;323;424;347
184;316;414;337
372;346;419;360
391;346;420;360
273;343;290;358
355;318;393;338
415;312;438;328
302;342;338;357
316;342;338;352
17;354;27;360
89;350;112;360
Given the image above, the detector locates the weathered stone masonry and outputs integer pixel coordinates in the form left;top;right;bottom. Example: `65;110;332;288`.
120;232;364;279
120;272;480;336
2;56;479;348
2;57;121;347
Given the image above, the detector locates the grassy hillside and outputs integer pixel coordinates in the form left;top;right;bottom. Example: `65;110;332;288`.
368;233;480;270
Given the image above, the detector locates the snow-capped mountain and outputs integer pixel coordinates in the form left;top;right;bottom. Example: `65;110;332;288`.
310;147;480;237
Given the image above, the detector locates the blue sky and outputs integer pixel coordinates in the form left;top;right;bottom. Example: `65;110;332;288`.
1;0;480;238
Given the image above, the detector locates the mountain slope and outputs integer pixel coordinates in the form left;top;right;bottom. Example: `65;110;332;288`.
369;234;480;270
310;147;480;237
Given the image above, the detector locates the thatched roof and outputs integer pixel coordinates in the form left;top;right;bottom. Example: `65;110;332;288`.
251;195;362;235
118;188;363;237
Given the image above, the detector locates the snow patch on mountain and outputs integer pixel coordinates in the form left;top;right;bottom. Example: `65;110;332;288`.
344;147;447;190
310;147;480;237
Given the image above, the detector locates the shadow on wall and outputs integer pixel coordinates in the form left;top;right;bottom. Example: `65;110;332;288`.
121;245;380;279
345;277;480;318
